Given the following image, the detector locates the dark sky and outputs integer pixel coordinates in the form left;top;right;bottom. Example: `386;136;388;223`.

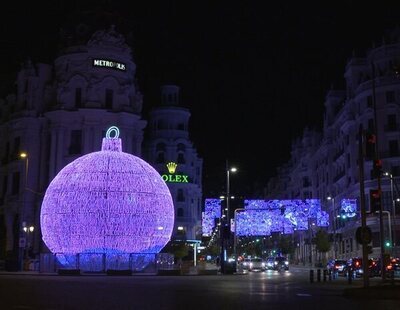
1;1;400;197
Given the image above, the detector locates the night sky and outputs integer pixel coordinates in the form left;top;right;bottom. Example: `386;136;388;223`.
1;1;400;197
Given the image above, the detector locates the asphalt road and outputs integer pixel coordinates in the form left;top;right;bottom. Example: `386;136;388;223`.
0;267;399;310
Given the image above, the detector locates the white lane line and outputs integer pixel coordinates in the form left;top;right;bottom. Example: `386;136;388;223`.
296;293;312;297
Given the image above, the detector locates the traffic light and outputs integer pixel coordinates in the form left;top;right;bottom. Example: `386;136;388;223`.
365;132;376;160
385;241;391;248
372;159;383;178
369;189;381;213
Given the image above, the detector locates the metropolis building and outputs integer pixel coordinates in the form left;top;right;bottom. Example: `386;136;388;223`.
266;28;400;263
0;24;202;266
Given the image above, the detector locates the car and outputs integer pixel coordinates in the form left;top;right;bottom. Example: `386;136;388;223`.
241;258;251;270
326;259;347;275
266;257;275;270
273;256;289;271
248;257;266;272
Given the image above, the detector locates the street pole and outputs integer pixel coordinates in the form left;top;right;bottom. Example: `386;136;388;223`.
371;62;386;281
358;125;369;288
233;208;244;265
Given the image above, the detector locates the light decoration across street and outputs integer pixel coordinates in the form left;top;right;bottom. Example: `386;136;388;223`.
202;199;222;236
234;199;329;236
40;126;175;270
340;199;357;218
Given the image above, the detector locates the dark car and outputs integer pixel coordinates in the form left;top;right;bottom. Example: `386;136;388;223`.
326;259;347;275
273;256;289;270
343;258;363;278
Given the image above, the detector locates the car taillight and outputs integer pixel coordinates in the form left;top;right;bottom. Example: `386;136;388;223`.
355;261;360;267
387;265;393;270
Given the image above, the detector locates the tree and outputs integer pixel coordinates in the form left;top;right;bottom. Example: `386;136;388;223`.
278;235;295;258
315;229;331;265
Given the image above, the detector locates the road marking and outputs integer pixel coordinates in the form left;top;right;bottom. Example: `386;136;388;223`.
296;293;312;297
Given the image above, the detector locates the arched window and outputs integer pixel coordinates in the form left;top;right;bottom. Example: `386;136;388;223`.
177;153;185;164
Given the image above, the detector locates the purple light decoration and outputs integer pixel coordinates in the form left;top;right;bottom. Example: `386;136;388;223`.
237;199;327;236
340;199;357;218
317;211;329;227
40;126;175;269
202;199;221;236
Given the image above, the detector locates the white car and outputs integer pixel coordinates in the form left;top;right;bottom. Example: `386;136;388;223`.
249;258;266;272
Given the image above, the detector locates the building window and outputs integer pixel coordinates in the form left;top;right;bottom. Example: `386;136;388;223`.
177;123;184;130
177;153;185;164
156;152;165;163
105;89;113;109
389;140;399;157
13;137;20;158
368;119;374;132
387;114;397;131
177;208;184;217
386;91;395;103
11;172;20;195
69;130;82;155
367;95;373;108
177;189;185;202
75;88;82;108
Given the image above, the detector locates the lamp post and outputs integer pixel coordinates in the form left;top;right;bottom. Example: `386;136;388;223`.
226;165;237;224
233;208;244;266
19;152;29;271
327;196;337;258
22;224;34;269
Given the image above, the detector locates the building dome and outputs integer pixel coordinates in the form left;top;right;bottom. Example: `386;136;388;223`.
40;126;174;266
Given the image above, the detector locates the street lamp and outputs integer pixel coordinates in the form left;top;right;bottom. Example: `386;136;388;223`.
327;196;337;258
226;165;237;224
22;224;34;269
233;208;244;265
19;152;29;271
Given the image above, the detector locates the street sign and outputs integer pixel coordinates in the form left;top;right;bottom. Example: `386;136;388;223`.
355;226;372;244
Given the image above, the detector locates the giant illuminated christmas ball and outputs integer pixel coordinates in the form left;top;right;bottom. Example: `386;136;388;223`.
40;126;174;263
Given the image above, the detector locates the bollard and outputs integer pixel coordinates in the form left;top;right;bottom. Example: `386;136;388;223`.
317;268;321;282
347;268;352;284
323;269;327;282
328;270;332;281
309;269;314;283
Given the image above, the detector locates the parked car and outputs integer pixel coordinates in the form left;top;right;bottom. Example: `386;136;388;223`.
248;257;266;272
273;256;289;271
326;259;347;275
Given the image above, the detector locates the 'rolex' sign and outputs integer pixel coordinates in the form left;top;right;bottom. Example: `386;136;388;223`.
161;162;189;183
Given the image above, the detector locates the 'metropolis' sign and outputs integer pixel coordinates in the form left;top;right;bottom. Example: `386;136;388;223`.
93;59;126;71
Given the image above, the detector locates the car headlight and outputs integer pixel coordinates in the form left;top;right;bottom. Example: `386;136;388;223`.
274;261;278;265
285;261;289;265
262;263;265;267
